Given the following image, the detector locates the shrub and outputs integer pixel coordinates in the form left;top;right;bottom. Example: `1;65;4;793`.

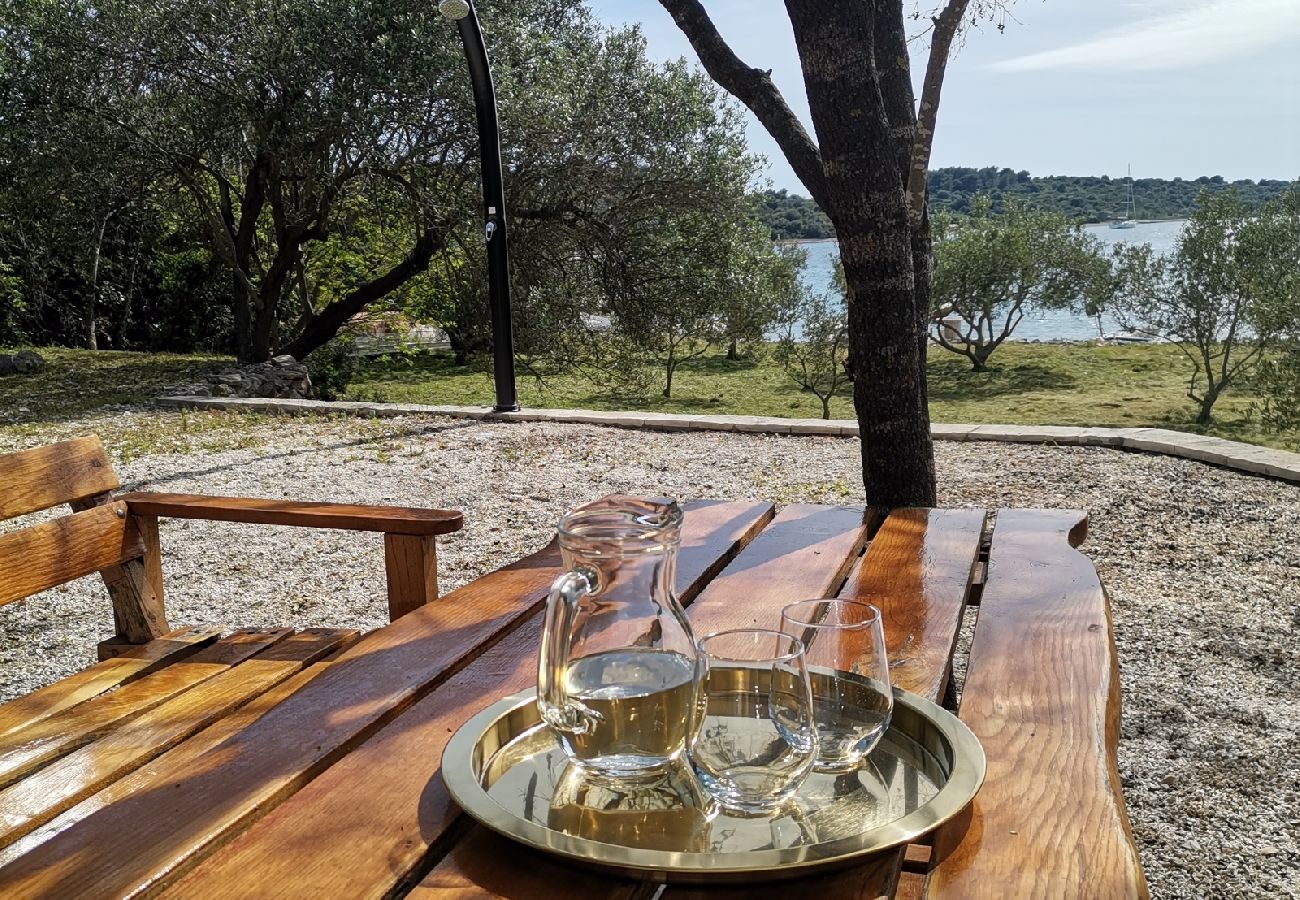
304;337;357;401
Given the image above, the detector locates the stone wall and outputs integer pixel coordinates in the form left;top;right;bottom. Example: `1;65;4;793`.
166;355;313;399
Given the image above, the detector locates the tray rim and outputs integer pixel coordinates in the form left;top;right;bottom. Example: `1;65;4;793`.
442;686;985;882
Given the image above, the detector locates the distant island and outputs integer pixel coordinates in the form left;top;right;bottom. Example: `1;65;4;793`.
756;169;1296;239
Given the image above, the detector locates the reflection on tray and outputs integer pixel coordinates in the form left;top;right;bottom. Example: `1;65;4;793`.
485;724;942;854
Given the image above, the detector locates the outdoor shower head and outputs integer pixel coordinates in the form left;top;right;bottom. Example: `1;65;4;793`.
437;0;471;20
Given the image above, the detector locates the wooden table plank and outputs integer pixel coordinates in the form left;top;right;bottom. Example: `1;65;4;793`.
843;509;986;700
925;510;1149;899
0;626;221;738
159;500;778;900
0;629;282;788
0;629;347;848
417;504;869;900
0;500;773;899
652;508;986;900
0;638;354;869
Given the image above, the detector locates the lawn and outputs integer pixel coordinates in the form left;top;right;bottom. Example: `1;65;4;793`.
2;343;1297;452
348;342;1300;451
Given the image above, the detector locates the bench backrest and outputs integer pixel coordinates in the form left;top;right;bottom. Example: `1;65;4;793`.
0;436;144;607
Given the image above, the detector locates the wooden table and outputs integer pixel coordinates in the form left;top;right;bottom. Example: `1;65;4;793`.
0;501;1149;898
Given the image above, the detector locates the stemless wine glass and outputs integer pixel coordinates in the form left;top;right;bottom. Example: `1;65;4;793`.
780;599;893;772
687;629;817;815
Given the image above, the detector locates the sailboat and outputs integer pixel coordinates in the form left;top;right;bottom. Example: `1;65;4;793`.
1110;165;1137;229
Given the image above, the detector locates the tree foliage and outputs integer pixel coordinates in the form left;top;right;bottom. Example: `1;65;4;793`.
0;0;792;379
754;190;834;240
930;198;1109;369
775;262;848;419
930;169;1294;224
1109;187;1300;425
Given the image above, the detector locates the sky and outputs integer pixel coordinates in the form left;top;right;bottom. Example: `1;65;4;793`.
588;0;1300;193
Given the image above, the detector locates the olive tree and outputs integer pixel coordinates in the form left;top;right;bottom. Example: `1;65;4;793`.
1110;187;1300;425
930;198;1109;370
659;0;1016;515
775;289;849;419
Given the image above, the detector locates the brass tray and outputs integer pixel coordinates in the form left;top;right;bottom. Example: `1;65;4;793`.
442;684;985;883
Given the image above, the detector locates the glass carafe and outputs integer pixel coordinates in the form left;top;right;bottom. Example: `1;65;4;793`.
538;496;697;778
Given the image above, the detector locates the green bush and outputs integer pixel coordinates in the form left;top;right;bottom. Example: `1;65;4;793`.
304;337;357;401
1255;347;1300;432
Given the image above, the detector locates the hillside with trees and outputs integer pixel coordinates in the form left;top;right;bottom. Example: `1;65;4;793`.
756;171;1296;237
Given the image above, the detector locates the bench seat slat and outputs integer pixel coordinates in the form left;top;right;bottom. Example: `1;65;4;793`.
0;638;354;868
0;629;282;788
0;500;774;899
0;501;144;607
0;626;221;738
0;629;336;848
925;510;1148;899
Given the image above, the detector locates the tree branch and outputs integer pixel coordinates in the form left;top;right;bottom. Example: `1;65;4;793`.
278;225;446;361
657;0;828;206
909;0;971;224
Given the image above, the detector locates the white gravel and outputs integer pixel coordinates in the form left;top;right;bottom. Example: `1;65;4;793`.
1;412;1297;898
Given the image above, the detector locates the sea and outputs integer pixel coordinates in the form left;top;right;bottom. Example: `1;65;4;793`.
798;219;1185;342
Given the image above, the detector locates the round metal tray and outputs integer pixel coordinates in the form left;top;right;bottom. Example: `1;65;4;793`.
443;683;984;883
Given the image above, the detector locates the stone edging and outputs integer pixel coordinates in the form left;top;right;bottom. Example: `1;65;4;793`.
157;395;1300;485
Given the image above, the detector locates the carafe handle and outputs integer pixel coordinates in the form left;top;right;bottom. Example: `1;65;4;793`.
538;570;595;734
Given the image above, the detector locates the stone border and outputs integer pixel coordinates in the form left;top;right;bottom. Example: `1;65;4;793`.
158;396;1300;485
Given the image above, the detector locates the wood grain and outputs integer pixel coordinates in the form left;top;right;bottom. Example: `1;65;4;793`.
0;501;144;607
653;508;986;900
0;630;283;788
67;494;171;648
0;500;773;900
0;630;338;847
0;642;353;869
134;513;165;608
384;532;438;620
925;510;1149;899
0;436;119;519
842;508;986;700
0;626;220;738
157;500;780;900
121;492;464;535
417;504;869;900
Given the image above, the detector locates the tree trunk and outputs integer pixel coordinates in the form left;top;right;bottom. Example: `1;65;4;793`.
657;0;943;513
232;274;255;363
1196;387;1220;425
664;343;676;398
789;1;937;514
727;338;739;360
86;215;109;351
820;395;831;420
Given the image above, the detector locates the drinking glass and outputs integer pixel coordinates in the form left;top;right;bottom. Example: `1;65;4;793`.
780;599;893;772
687;629;817;815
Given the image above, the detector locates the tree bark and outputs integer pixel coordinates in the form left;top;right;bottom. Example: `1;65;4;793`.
86;215;109;350
659;0;956;512
786;0;936;513
279;227;444;361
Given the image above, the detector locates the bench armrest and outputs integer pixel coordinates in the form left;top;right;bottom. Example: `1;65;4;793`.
120;492;463;536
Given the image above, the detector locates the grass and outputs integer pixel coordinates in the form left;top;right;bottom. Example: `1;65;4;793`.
348;343;1299;451
2;343;1296;452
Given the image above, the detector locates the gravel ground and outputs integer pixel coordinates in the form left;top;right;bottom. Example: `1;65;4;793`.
2;412;1297;898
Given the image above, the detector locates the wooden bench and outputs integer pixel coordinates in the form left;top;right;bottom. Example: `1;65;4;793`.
0;434;462;724
0;487;1148;896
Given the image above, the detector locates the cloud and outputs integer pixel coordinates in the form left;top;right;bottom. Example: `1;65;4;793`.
993;0;1300;72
